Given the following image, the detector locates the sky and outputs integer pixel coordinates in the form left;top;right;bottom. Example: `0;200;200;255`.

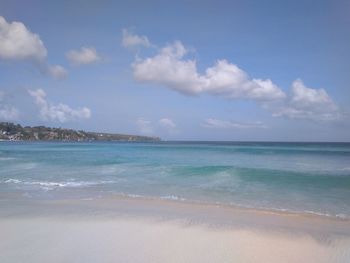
0;0;350;141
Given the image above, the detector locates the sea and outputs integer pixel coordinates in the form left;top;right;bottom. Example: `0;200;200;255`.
1;141;350;219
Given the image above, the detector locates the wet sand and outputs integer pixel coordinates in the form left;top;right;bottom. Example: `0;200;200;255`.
1;196;350;263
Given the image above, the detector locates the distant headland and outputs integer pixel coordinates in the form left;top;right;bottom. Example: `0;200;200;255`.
0;122;160;142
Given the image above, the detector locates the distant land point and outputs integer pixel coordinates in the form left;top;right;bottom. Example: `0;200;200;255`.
0;122;160;142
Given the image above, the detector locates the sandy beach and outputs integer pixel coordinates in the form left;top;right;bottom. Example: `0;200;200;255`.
1;196;350;263
2;0;350;260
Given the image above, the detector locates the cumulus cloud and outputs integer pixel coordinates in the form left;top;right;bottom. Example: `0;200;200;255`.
0;16;66;79
202;118;267;129
133;41;286;100
122;29;151;48
28;89;91;122
136;118;154;134
129;36;343;122
272;80;341;121
66;46;101;65
0;16;47;61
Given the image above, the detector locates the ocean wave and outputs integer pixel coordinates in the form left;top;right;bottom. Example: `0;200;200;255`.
0;157;17;161
3;178;115;190
4;178;21;184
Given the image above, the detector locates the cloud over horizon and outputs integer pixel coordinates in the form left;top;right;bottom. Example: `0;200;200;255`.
0;91;19;121
202;118;268;129
271;79;341;121
159;118;176;129
28;89;91;122
0;106;19;121
136;117;177;135
136;118;154;134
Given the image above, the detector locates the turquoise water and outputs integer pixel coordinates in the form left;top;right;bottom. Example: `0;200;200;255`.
1;141;350;218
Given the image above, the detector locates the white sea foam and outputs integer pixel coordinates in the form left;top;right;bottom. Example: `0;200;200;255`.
117;193;187;202
116;193;144;199
335;213;348;219
3;178;115;191
161;195;186;201
4;178;22;184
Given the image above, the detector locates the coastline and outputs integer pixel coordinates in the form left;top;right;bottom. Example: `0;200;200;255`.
1;195;350;263
1;141;350;262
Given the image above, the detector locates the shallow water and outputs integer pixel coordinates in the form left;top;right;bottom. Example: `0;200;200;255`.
1;141;350;218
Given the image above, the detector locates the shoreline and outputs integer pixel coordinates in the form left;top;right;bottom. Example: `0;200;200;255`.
111;193;350;221
2;190;349;221
2;194;350;235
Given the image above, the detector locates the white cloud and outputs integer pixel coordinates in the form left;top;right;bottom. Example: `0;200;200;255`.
48;65;68;79
136;118;178;135
66;46;101;65
0;16;47;61
159;118;176;129
133;41;286;100
122;29;151;48
0;106;19;121
0;16;67;79
272;79;341;121
203;60;286;100
202;118;267;129
28;89;91;122
130;37;343;122
136;118;154;134
0;91;19;121
133;41;202;95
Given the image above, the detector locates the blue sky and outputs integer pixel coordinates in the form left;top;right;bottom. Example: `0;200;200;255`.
0;0;349;141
